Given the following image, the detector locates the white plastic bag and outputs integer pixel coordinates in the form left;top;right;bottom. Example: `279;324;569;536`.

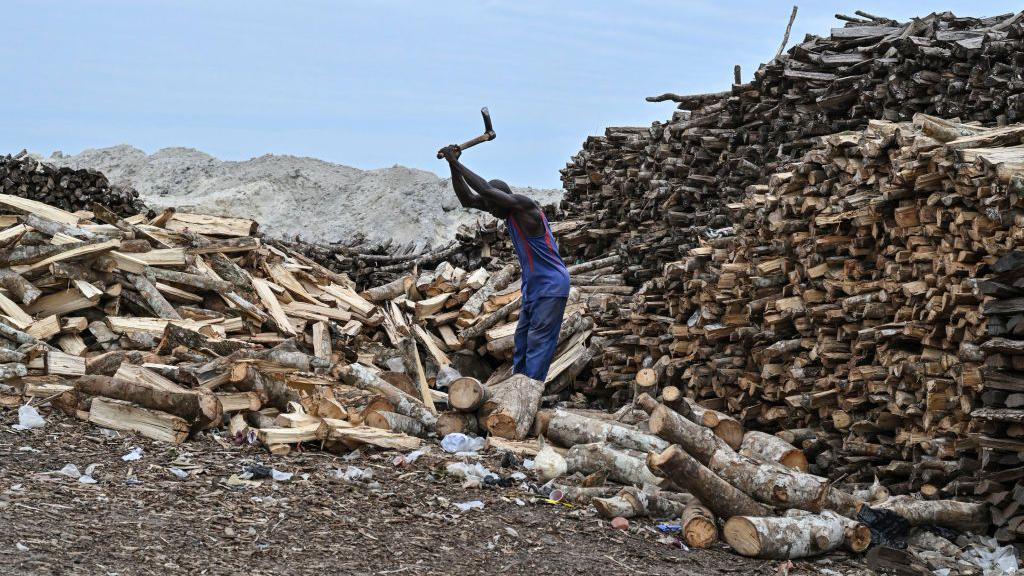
12;404;45;430
121;447;144;462
454;500;484;512
440;433;485;454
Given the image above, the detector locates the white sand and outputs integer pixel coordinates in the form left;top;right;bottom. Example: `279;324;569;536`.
42;145;561;249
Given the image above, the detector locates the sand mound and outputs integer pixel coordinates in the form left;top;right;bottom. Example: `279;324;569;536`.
42;145;561;249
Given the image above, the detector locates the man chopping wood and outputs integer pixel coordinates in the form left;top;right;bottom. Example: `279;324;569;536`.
439;145;569;381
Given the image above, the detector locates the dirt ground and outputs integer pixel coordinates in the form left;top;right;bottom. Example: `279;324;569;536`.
0;410;874;576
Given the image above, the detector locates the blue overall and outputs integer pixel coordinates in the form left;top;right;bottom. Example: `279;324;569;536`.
507;212;570;381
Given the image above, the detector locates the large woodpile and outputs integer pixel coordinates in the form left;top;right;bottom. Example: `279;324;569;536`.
0;192;602;453
555;9;1024;550
560;10;1024;402
1;152;146;217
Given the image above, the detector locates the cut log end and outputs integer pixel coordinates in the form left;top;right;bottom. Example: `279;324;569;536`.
449;376;485;412
723;517;761;557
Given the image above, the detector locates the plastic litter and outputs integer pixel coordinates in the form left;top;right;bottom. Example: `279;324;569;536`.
657;523;682;534
336;466;373;482
523;459;535;470
15;543;28;552
534;438;567;482
385;357;406;372
961;536;1019;574
244;464;273;480
121;447;144;462
440;433;485;454
394;449;425;466
168;467;188;479
446;462;493;485
58;463;82;478
79;474;97;485
12;404;45;430
434;365;462;389
271;469;293;482
454;500;485;512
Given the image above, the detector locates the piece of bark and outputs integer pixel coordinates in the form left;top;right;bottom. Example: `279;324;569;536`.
648;445;770;519
482;373;543;440
741;430;809;472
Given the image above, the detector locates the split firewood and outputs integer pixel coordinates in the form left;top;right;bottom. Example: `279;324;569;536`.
336;363;437;430
87;397;189;444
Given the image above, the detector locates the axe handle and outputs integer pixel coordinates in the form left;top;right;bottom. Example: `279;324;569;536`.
436;132;496;159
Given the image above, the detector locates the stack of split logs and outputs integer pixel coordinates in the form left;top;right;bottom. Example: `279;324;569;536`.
0;191;605;455
554;9;1024;551
560;10;1024;403
1;152;146;217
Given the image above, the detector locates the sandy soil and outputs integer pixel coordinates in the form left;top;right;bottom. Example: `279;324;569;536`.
40;146;562;249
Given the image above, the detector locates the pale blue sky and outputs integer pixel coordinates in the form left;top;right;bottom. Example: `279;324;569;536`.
4;1;1019;187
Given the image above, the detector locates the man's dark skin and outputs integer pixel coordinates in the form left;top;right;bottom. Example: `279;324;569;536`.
439;145;545;236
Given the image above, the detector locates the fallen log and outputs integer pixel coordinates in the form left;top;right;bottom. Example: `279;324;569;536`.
642;395;732;465
741;430;809;472
724;511;862;559
872;495;988;533
75;374;222;430
364;410;427;437
435;411;479;436
545;409;668;453
648;445;770;518
708;448;830;513
448;376;486;412
567;442;667;488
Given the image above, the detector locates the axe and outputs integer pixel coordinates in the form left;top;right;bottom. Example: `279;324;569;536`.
437;107;496;158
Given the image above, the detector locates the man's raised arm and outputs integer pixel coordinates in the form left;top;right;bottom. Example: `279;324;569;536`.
442;149;524;212
441;146;487;211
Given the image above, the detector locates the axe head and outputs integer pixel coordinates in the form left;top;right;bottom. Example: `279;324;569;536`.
481;107;494;137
